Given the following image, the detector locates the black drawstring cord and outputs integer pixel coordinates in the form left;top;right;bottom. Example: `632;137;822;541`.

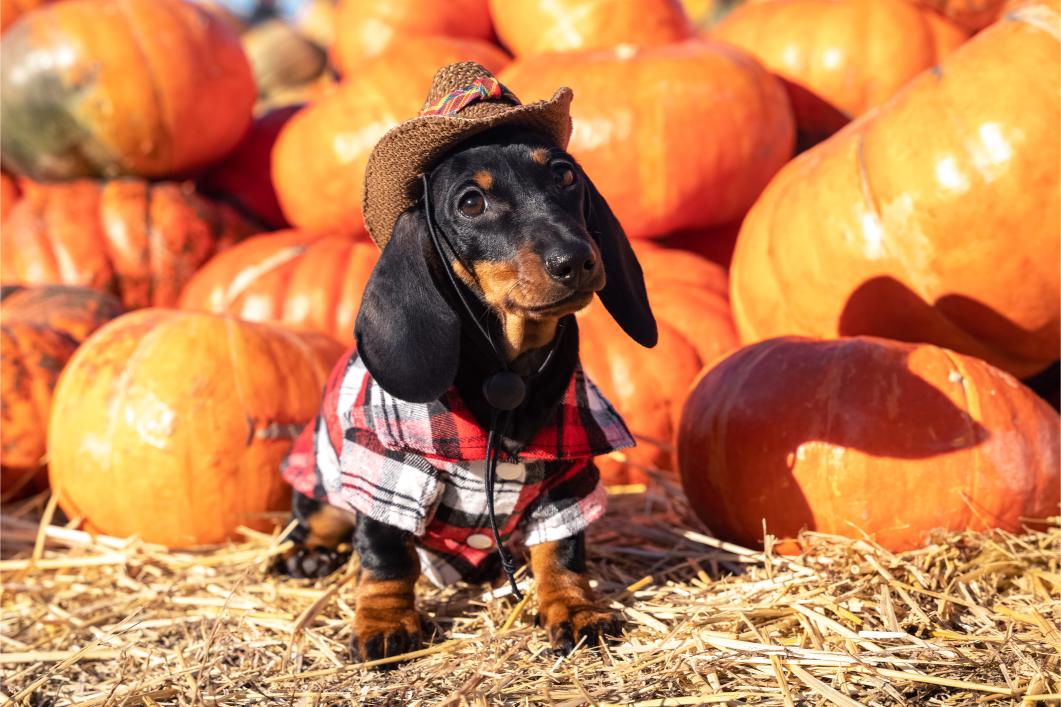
420;172;566;602
485;410;523;600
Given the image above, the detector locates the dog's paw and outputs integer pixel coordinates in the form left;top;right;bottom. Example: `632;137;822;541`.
539;600;623;655
273;545;349;579
350;608;423;666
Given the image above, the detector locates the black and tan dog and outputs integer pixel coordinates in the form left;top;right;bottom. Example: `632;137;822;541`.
276;63;656;662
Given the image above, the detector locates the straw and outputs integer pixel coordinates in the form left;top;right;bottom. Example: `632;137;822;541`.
1;486;1057;705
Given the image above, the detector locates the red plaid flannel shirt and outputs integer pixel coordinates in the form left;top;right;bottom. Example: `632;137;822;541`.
282;348;634;587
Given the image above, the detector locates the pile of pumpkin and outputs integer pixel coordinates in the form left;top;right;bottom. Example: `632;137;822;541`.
1;0;1057;553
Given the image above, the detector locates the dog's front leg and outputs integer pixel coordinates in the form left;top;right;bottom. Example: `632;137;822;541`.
531;533;622;655
351;513;423;663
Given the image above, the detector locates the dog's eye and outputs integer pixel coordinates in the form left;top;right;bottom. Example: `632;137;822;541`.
553;164;576;188
457;190;486;217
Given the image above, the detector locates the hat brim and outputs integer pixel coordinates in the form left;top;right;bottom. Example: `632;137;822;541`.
362;87;574;249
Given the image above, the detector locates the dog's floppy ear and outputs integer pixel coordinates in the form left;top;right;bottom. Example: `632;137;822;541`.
355;207;460;402
583;173;658;348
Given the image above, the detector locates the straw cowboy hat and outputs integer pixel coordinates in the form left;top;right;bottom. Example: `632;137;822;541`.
362;61;574;249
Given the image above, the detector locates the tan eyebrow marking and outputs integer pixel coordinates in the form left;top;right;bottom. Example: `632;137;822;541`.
530;148;549;165
473;170;493;190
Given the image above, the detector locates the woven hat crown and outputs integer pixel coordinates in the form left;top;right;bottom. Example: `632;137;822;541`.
419;62;521;118
362;61;574;248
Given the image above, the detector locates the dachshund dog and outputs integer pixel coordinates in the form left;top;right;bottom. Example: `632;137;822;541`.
276;126;656;663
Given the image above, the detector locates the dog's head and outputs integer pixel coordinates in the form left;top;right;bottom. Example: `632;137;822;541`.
355;127;657;403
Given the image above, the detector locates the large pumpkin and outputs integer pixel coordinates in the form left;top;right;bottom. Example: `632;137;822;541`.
332;0;496;75
1;286;124;498
179;232;379;346
501;41;794;240
578;244;738;485
730;4;1059;379
489;0;693;56
273;37;511;237
0;0;255;181
678;336;1061;552
1;179;254;309
712;0;967;141
48;309;345;547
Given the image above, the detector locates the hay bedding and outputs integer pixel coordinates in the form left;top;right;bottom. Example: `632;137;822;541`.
1;473;1058;706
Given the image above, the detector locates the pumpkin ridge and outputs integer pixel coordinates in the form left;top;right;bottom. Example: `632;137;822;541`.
27;200;64;285
6;326;50;466
143;182;160;309
936;346;986;532
120;0;172;171
225;242;309;308
725;338;785;540
37;13;113;175
222;315;254;445
854;133;884;226
1009;3;1061;38
761;166;811;337
97;311;171;526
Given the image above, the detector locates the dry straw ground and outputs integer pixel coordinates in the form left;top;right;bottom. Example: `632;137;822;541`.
1;472;1058;706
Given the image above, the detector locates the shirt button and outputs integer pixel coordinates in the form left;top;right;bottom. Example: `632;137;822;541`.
495;463;524;481
466;533;494;550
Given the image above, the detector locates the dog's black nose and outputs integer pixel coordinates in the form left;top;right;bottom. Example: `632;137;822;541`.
545;245;597;288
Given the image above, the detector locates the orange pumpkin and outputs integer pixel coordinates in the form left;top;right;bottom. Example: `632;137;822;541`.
1;179;253;310
578;245;738;484
198;106;302;230
1;171;19;222
273;37;511;237
501;41;794;240
657;221;742;268
911;0;1007;30
179;232;379;346
0;0;255;181
489;0;693;56
1;285;124;499
332;0;496;75
730;4;1059;379
678;336;1061;552
48;309;345;547
713;0;967;142
0;0;52;33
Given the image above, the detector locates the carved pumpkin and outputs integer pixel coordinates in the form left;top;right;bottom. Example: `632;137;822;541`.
578;244;738;485
0;0;255;180
273;37;511;237
489;0;693;56
179;232;379;346
1;285;124;498
678;336;1061;552
48;309;345;547
713;0;967;141
1;179;254;310
501;40;794;240
332;0;496;75
730;4;1059;379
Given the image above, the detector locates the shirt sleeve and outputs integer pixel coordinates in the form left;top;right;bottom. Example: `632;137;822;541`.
521;459;607;546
